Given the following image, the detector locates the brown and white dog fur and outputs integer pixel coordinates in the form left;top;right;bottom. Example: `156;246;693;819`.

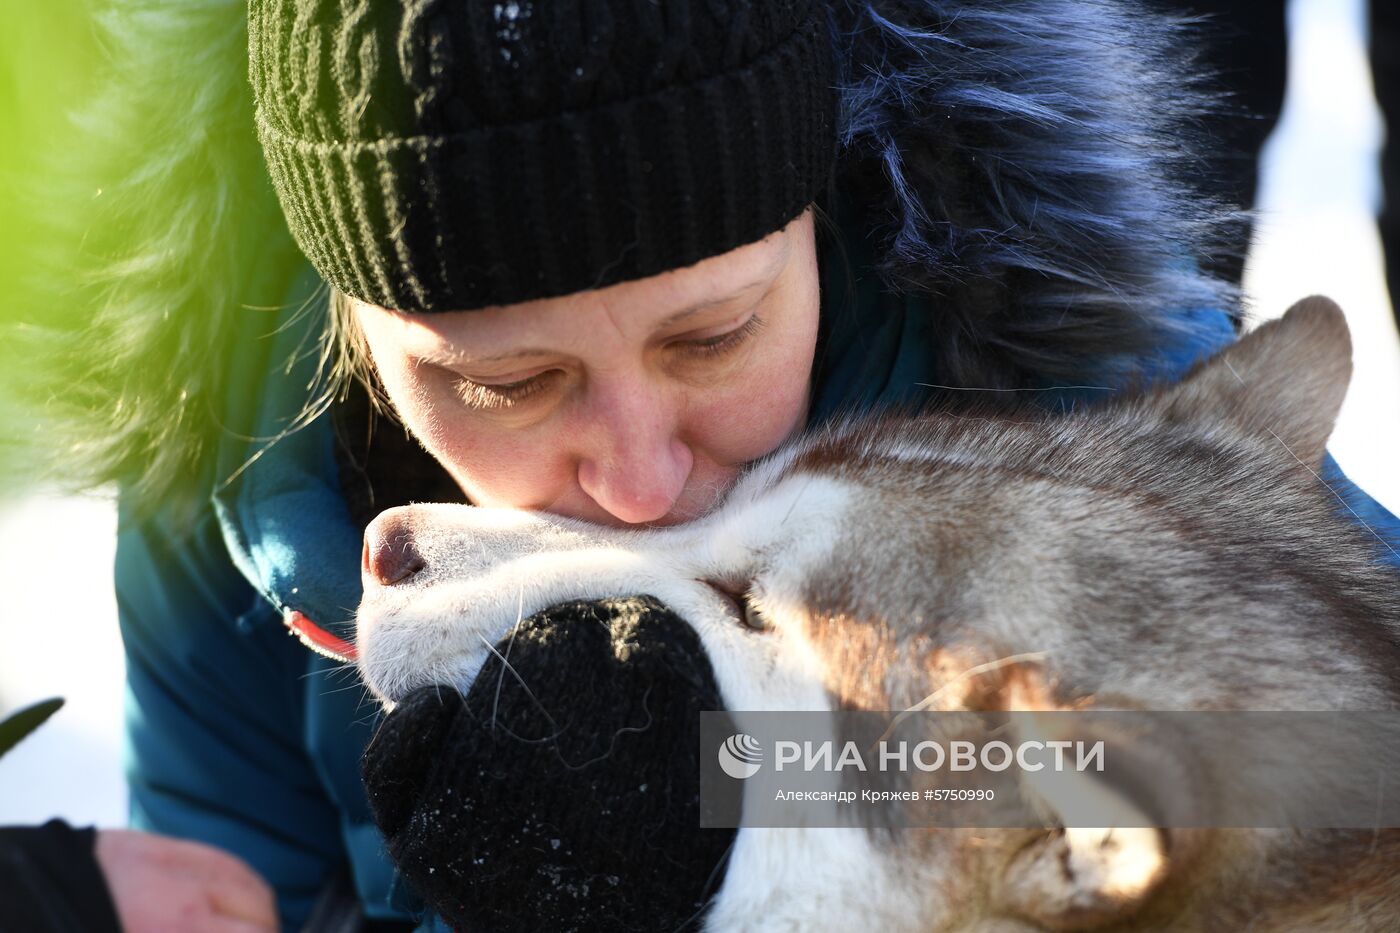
355;297;1400;932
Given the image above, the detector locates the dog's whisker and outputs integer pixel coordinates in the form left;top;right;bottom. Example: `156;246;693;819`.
475;631;559;732
492;586;527;732
874;651;1051;747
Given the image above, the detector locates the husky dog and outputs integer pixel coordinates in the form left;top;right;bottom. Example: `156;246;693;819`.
356;297;1400;931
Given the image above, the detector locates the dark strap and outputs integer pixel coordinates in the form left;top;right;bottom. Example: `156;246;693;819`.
0;819;121;933
301;867;417;933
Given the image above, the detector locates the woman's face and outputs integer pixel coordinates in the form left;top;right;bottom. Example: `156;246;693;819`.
352;207;821;528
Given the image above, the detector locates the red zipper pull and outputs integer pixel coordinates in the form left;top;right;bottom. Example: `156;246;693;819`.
283;609;358;664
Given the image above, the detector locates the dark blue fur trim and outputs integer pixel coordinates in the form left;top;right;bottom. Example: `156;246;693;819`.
825;0;1241;388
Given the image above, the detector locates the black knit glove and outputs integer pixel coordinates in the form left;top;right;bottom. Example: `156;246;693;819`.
0;819;121;933
361;596;736;932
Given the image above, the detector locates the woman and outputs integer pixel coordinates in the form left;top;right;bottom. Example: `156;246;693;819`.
13;0;1399;930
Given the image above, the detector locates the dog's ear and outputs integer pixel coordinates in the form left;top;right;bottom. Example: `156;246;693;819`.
1149;295;1352;469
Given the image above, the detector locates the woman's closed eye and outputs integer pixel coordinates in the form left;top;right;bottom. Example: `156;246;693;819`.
449;313;767;411
451;368;560;410
674;313;765;359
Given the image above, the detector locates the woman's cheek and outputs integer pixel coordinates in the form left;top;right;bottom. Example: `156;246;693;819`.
691;333;815;465
387;373;563;507
429;410;571;507
734;300;818;452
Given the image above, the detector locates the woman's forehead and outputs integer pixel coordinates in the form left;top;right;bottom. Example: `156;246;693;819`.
357;212;804;361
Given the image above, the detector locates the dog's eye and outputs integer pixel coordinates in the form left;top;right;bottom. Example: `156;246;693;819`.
704;578;769;632
740;596;770;632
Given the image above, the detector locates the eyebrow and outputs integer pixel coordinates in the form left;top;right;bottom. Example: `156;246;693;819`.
417;276;770;368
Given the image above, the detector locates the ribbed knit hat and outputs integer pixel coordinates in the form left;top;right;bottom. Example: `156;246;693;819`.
247;0;839;313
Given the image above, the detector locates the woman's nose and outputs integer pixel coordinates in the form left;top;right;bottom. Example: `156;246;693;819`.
578;436;693;524
575;389;693;524
362;509;426;586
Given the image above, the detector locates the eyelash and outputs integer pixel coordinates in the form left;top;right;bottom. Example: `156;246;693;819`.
450;314;767;411
683;313;765;358
452;372;554;410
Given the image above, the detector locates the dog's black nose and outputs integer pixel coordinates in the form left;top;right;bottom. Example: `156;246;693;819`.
363;509;426;587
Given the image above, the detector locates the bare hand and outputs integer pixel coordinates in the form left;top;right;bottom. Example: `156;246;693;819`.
94;829;278;932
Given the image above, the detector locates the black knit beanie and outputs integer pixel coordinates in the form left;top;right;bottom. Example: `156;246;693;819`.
248;0;839;313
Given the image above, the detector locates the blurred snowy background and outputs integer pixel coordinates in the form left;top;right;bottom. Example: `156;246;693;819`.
2;0;1398;829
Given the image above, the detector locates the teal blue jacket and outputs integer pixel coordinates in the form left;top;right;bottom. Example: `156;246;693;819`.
114;208;1400;930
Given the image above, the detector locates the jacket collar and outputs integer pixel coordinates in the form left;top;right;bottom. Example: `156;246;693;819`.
212;264;365;637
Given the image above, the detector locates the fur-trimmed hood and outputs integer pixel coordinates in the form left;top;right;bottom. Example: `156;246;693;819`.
6;0;1237;511
824;0;1236;391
